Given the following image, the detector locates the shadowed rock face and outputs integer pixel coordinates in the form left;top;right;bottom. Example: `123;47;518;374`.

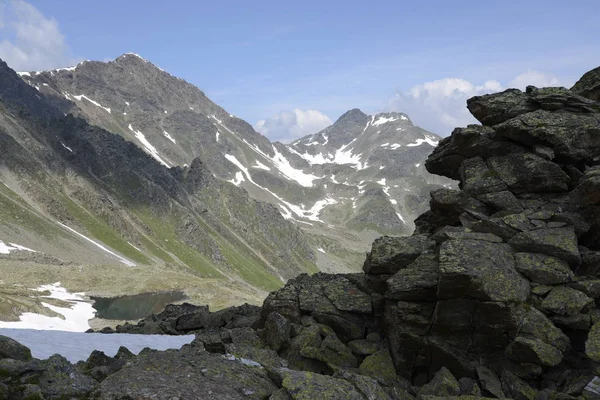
2;66;600;399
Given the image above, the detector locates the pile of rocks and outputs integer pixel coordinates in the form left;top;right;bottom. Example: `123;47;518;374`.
2;67;600;399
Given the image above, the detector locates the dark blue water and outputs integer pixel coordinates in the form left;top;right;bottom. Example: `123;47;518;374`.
91;291;187;320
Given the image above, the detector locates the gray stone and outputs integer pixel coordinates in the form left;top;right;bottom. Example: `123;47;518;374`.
418;367;460;398
542;286;594;316
508;227;581;265
264;312;291;352
514;252;575;284
363;235;435;275
437;240;530;302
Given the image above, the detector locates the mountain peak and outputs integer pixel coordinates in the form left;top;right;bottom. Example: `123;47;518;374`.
370;111;413;126
115;53;150;63
335;108;368;124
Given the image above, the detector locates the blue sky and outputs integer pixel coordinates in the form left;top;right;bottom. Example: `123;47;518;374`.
1;0;598;141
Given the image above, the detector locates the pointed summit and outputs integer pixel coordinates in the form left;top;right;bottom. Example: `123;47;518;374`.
334;108;368;125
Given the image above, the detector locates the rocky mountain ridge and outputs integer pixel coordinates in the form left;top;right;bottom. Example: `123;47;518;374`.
2;66;600;399
0;57;317;312
18;54;452;271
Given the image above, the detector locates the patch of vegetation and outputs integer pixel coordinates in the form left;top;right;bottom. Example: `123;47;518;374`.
133;207;224;278
57;194;152;265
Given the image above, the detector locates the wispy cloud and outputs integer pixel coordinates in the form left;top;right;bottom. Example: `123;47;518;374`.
0;0;78;71
389;70;569;136
255;109;332;143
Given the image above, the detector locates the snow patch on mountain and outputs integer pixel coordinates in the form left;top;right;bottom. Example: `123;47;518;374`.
61;142;73;152
372;115;399;126
58;222;136;267
0;282;95;332
228;171;245;186
65;93;112;113
290;138;368;170
407;134;439;147
396;212;406;223
241;140;320;187
128;124;170;167
163;131;176;144
0;240;36;254
253;161;270;171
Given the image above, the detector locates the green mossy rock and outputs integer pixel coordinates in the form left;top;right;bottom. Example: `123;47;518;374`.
487;153;569;193
277;368;364;400
542;286;594;316
509;227;581;265
323;276;372;314
359;348;398;386
459;156;508;195
514;252;575;284
518;306;570;353
438;239;529;302
386;253;439;301
506;336;563;367
418;366;460;397
586;322;600;362
363;235;435;274
300;334;357;368
500;369;537;400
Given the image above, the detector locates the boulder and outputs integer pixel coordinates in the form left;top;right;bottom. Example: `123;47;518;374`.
541;286;594;316
437;239;529;302
466;88;537;126
275;368;365;400
363;235;435;275
358;348;397;386
508;227;581;265
459;156;508;195
386;253;439;301
571;66;600;101
506;336;563;367
586;322;600;362
0;335;32;361
519;306;570;353
37;354;97;400
476;365;505;398
323;276;372;314
97;350;277;399
418;367;460;398
426;124;526;180
500;369;537;400
264;312;291;352
333;370;396;400
487;153;569;193
514;252;575;284
495;110;600;163
300;334;358;368
477;190;524;213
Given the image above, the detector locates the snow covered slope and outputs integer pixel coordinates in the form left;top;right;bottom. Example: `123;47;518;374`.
20;54;453;270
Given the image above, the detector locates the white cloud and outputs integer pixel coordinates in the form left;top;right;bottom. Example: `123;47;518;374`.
389;70;568;136
0;0;78;71
508;70;562;90
390;78;502;136
255;108;332;143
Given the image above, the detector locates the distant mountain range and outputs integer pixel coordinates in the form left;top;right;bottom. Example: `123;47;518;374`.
17;53;452;271
0;53;451;312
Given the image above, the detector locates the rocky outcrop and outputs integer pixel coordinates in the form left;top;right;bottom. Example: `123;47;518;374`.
3;67;600;399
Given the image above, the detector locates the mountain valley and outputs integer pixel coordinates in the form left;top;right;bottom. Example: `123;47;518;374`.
0;53;450;326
